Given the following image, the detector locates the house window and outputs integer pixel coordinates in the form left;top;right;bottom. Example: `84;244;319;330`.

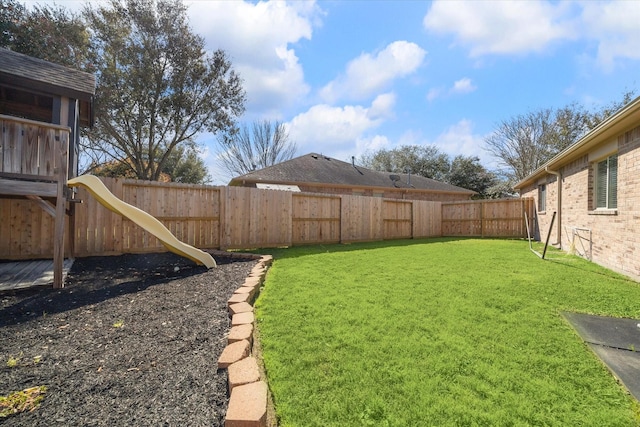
595;154;617;209
538;184;546;212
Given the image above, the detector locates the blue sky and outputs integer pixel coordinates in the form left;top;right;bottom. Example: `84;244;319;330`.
33;1;640;183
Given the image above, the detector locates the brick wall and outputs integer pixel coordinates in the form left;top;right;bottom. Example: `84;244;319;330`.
520;125;640;281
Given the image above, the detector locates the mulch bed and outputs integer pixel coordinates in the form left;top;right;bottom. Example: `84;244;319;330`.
0;252;258;426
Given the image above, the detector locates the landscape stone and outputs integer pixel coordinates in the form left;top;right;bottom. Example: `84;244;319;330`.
234;286;257;296
229;302;253;316
225;381;268;427
231;312;255;326
228;323;253;344
243;276;262;288
218;339;251;369
259;255;273;265
228;293;251;305
228;356;260;392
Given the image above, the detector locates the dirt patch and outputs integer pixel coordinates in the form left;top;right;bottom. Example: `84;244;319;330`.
0;252;257;426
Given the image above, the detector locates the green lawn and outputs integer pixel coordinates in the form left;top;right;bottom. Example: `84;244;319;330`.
254;239;640;426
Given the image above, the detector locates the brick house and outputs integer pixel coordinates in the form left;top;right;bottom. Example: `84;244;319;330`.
229;153;475;202
515;96;640;281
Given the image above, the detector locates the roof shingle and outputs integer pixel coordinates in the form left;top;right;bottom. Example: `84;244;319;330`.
0;48;95;100
230;153;474;194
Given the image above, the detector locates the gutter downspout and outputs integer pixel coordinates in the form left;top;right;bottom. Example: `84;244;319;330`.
545;166;562;247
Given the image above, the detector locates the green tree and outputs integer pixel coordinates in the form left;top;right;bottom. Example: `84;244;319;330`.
82;0;245;182
0;0;25;48
447;155;498;198
217;120;297;176
0;0;91;70
91;145;210;184
484;178;517;199
360;145;450;181
161;146;210;184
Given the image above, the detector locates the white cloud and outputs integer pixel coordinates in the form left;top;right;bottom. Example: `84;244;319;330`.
579;1;640;70
432;120;496;168
287;93;396;155
233;46;309;117
186;0;324;115
423;0;640;70
451;78;477;94
368;92;396;120
423;0;575;56
320;41;426;103
356;135;391;155
427;78;477;101
426;88;443;102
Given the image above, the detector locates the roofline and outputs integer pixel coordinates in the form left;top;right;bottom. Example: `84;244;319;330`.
514;95;640;189
0;71;94;101
229;177;476;195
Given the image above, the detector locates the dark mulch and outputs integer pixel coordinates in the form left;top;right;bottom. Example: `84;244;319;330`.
0;252;257;426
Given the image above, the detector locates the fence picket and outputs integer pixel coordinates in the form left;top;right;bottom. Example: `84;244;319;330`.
0;177;533;259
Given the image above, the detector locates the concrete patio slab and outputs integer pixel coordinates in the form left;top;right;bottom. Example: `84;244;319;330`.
563;312;640;351
589;344;640;401
562;311;640;401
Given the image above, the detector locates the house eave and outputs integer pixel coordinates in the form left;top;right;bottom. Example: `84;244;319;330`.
514;96;640;190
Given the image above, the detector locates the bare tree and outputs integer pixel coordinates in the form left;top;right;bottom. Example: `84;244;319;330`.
485;109;557;182
217;120;297;176
485;91;636;182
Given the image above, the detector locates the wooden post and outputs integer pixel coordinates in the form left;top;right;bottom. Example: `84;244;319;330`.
219;185;227;250
53;130;69;288
542;211;556;260
480;200;485;238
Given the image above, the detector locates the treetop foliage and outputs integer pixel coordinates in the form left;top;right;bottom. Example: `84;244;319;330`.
1;0;91;70
2;0;245;184
359;145;510;199
360;145;450;182
82;0;246;182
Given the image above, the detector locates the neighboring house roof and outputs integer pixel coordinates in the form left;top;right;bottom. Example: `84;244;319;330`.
0;48;95;101
515;96;640;189
229;153;475;195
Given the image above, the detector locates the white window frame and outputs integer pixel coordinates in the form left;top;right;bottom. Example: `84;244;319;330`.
538;184;546;212
594;153;618;210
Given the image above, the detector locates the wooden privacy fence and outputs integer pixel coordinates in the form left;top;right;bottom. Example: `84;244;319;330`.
0;177;533;259
442;198;534;238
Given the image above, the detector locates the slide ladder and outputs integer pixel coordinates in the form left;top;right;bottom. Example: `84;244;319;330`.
68;175;216;268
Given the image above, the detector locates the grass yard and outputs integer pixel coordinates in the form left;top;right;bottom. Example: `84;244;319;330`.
255;238;640;427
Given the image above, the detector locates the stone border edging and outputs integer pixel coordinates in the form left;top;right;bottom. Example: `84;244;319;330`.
213;251;274;427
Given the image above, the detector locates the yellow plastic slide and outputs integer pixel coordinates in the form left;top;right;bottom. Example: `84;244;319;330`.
68;175;216;268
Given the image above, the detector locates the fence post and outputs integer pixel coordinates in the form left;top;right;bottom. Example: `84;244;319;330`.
410;200;414;239
480;200;484;238
219;185;227;250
